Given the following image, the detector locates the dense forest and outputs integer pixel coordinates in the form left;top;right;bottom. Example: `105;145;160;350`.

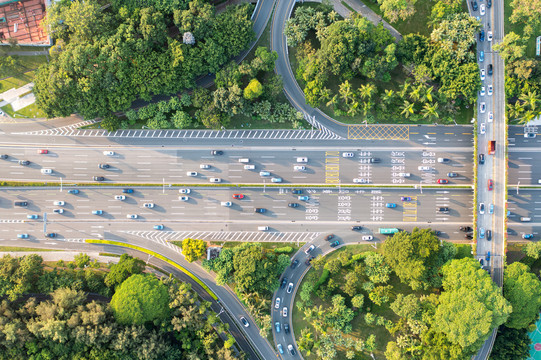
0;253;243;360
34;0;255;120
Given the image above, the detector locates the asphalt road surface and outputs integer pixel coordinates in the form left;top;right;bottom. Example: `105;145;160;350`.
0;146;473;185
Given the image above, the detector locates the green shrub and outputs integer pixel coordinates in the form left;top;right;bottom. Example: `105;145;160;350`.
314;269;330;291
274;246;293;254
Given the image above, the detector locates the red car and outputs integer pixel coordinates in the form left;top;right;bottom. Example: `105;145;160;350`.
232;194;244;199
437;179;449;184
37;149;48;154
488;179;493;191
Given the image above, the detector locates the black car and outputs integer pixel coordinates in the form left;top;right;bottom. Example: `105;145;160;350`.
211;150;223;155
460;226;473;232
305;256;314;266
479;154;485;165
434;230;441;236
438;207;449;213
288;203;299;208
122;188;134;193
488;64;493;75
45;233;56;238
330;240;340;248
370;158;381;163
98;163;110;169
292;189;302;194
471;0;478;11
351;226;362;231
465;233;473;239
284;323;290;334
14;201;28;206
290;259;299;269
0;154;7;159
280;278;287;289
325;234;335;241
93;176;104;181
486;230;492;241
18;160;30;166
254;208;266;213
487;0;491;8
479;30;485;42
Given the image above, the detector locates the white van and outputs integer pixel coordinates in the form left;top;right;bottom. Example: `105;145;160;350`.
258;226;269;231
296;157;308;163
238;158;250;163
418;166;431;171
41;168;53;175
244;164;255;170
521;217;531;222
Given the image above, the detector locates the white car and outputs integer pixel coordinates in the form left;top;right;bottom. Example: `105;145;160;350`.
479;203;485;215
399;173;411;178
296;157;308;163
282;307;288;317
221;201;232;207
480;86;486;96
53;201;65;206
294;165;305;171
127;214;138;219
41;168;53;175
342;152;354;158
362;235;374;241
114;195;125;200
480;102;486;113
259;171;270;177
53;209;64;214
353;178;368;183
480;122;486;134
186;171;198;177
199;164;210;169
209;178;221;183
179;189;190;194
271;177;282;183
275;297;281;309
480;68;485;80
418;166;431;171
488;85;493;96
143;203;154;208
103;151;115;156
480;3;485;15
487;31;493;42
488;111;493;123
179;196;189;201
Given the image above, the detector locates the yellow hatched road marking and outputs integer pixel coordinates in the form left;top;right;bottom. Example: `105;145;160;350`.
348;124;409;140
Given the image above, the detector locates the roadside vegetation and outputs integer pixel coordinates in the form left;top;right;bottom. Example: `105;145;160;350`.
0;253;243;360
500;0;541;124
33;0;255;124
292;228;541;360
285;0;478;124
203;242;295;338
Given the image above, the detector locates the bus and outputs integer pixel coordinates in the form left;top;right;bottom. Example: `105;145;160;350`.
379;228;399;235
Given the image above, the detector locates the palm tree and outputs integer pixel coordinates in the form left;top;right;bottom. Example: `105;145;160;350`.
358;83;376;101
319;87;332;103
326;94;339;109
400;100;415;119
362;100;374;116
327;10;339;23
339;80;354;105
347;101;361;117
507;100;525;122
409;84;423;102
421;103;440;121
399;81;411;99
519;90;539;113
382;89;395;105
424;86;434;103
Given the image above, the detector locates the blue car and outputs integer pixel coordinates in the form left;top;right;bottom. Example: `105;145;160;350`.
122;188;134;193
292;189;303;194
27;214;38;219
489;204;494;214
92;210;103;215
479;51;484;62
68;189;79;194
479;228;485;238
277;344;284;354
523;234;534;239
479;30;485;41
17;234;29;239
154;225;164;230
275;322;281;333
486;251;491;261
298;196;309;201
386;203;397;208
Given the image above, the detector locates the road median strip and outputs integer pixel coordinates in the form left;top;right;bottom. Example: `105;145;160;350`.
85;239;218;300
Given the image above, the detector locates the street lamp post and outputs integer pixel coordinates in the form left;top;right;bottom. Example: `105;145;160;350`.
419;181;423;194
517;181;520;195
60;177;63;192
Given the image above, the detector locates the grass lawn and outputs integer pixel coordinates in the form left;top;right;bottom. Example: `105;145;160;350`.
503;0;541;58
358;0;433;37
209;241;303;253
292;242;467;359
2;102;46;118
0;70;35;93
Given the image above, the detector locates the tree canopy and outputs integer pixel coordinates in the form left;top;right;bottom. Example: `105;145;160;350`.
182;238;207;262
434;258;512;353
503;262;541;329
382;228;456;290
111;274;170;325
